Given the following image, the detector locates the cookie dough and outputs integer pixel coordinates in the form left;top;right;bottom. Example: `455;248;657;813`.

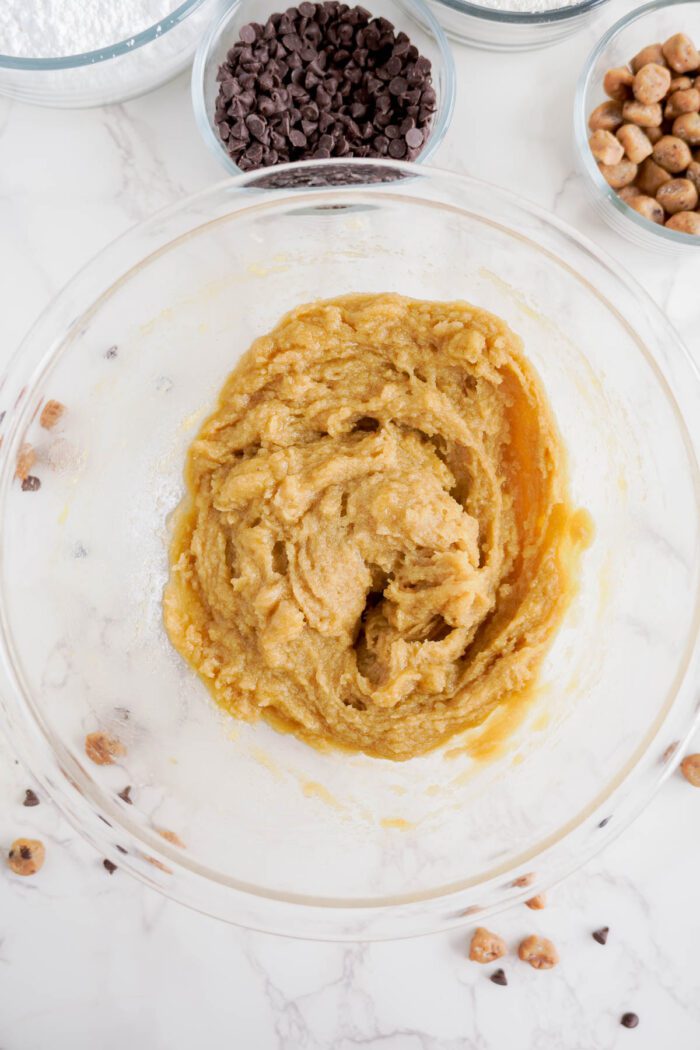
164;294;588;761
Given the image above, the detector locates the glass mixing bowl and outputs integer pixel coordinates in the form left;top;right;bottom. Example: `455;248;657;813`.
192;0;456;175
425;0;611;50
1;160;699;940
575;0;700;254
0;0;224;108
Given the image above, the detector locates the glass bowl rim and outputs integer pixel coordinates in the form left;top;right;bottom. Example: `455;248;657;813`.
190;0;457;176
1;157;700;937
0;0;209;70
430;0;609;26
574;0;700;248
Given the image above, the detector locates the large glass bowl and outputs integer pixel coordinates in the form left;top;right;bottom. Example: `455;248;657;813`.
192;0;456;175
426;0;612;50
1;160;699;940
575;0;700;254
0;0;224;107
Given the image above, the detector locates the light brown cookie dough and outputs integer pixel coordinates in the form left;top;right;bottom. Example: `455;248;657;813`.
164;294;589;761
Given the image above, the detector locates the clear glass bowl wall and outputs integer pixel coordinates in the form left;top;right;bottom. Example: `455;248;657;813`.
0;0;225;107
425;0;611;50
575;0;700;253
192;0;456;175
1;162;699;940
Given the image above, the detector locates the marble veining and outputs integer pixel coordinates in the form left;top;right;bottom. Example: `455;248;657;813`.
1;0;700;1045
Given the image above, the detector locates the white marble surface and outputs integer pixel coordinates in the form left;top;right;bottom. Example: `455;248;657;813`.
2;1;700;1046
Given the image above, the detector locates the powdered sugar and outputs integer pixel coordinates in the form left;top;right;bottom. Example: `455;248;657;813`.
0;0;180;59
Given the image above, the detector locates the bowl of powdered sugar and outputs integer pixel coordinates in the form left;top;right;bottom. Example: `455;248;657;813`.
426;0;612;49
0;0;224;107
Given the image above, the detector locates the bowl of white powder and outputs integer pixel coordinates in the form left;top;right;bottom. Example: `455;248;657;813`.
426;0;612;49
0;0;225;107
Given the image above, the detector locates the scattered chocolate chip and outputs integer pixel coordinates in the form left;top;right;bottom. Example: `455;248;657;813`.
22;788;40;807
103;859;117;874
105;346;118;359
592;926;609;945
214;2;436;171
118;785;133;805
21;475;41;492
490;968;508;986
621;1013;639;1029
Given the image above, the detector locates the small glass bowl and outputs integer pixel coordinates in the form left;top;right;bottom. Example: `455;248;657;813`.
425;0;612;51
575;0;700;254
0;0;224;108
192;0;456;175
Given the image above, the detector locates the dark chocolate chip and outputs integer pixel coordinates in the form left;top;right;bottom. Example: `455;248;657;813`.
103;859;117;874
388;75;407;95
239;24;257;44
490;969;508;986
23;788;40;807
592;927;609;945
21;475;41;492
621;1013;639;1029
388;138;406;158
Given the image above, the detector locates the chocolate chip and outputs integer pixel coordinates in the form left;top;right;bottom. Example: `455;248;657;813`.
240;24;257;44
22;788;40;807
405;127;423;149
490;969;508;986
388;138;406;158
103;859;117;874
621;1013;639;1029
21;475;41;492
118;785;133;805
592;927;609;945
388;75;407;95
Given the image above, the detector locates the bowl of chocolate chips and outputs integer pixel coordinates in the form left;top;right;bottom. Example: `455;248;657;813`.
192;0;455;173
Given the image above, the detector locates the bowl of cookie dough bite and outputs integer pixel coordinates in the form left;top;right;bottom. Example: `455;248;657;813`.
576;0;700;251
0;161;699;939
